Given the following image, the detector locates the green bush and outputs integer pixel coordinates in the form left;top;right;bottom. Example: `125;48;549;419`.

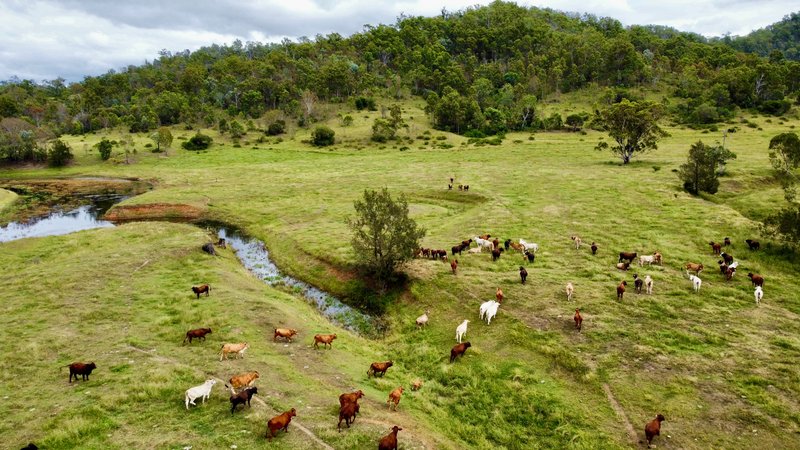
267;120;286;136
758;100;791;116
97;138;113;161
311;126;335;147
47;139;73;167
354;97;377;111
181;132;213;150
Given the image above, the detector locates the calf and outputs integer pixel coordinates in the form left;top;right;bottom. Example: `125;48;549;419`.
273;328;298;342
709;241;722;255
367;361;393;378
266;408;297;440
67;362;97;382
229;386;258;414
338;400;360;430
591;242;598;255
455;319;469;343
339;390;365;407
411;379;423;391
721;252;734;265
644;275;653;295
215;237;227;249
185;379;216;409
618;252;637;263
183;327;212;344
633;274;643;294
565;282;574;301
496;287;504;303
748;272;764;287
616;281;627;301
387;386;404;410
689;274;702;292
574;308;583;332
491;248;503;261
492;238;500;250
220;342;249;361
450;342;471;362
685;262;704;275
415;310;429;327
645;414;665;447
571;235;582;249
616;262;630;271
724;237;731;246
191;284;210;299
524;249;535;263
378;426;402;450
745;239;760;250
504;239;511;251
519;266;528;284
313;333;337;349
450;259;458;275
510;242;524;253
228;371;259;390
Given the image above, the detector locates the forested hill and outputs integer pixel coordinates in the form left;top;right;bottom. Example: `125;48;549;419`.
1;1;799;161
722;12;800;61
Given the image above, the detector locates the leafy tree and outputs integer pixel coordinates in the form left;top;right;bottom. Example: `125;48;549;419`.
150;127;173;153
345;188;426;284
354;97;376;111
565;113;586;131
311;125;335;146
768;132;800;201
182;132;213;150
47;139;73;167
229;120;245;139
267;120;286;135
594;100;668;164
340;115;354;127
371;118;396;142
96;138;113;160
678;141;736;195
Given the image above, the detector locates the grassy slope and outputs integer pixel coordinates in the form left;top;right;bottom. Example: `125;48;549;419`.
1;101;800;449
0;187;17;211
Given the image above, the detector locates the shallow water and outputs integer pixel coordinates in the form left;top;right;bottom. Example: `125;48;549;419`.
0;197;121;242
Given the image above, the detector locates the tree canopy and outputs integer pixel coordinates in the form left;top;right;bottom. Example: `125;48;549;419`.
594;100;668;164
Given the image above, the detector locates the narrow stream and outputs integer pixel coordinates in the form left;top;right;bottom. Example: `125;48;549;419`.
1;196;375;334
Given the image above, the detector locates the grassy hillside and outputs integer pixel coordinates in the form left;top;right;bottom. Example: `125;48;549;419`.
1;101;799;449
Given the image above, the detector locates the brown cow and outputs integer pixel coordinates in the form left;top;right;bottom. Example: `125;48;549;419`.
339;390;365;407
645;414;665;447
338;401;360;430
685;262;704;275
191;284;210;299
313;333;337;349
450;259;458;275
378;426;402;450
67;362;97;382
709;241;722;255
266;408;296;440
183;327;212;344
411;379;423;391
748;272;764;287
229;386;258;414
387;386;404;411
496;287;504;303
367;361;393;377
616;281;627;301
450;342;471;363
273;328;298;342
574;309;583;332
228;371;259;390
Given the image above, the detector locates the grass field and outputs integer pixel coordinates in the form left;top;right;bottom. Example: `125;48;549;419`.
1;101;799;449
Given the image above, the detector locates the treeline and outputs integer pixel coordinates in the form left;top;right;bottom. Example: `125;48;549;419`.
1;1;800;162
720;12;800;61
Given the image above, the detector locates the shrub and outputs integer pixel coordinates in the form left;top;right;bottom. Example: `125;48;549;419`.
97;138;113;161
354;97;377;111
758;100;791;116
311;126;335;146
341;115;354;127
47;139;73;167
182;132;213;150
267;120;286;136
371;118;395;143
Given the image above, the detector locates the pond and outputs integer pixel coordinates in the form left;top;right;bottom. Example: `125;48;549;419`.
0;194;375;334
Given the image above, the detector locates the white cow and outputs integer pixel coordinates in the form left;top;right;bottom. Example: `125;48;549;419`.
185;379;216;409
644;275;653;295
519;239;539;253
689;274;702;292
754;286;763;305
479;300;500;325
565;282;574;301
455;319;470;343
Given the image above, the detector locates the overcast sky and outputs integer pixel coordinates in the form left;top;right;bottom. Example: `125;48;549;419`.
1;0;797;82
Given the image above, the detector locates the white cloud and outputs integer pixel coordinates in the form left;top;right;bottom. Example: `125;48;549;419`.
1;0;796;82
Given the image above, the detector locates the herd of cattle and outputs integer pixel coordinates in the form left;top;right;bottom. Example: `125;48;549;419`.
54;230;769;450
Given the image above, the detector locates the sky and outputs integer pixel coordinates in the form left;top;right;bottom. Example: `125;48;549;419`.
0;0;797;82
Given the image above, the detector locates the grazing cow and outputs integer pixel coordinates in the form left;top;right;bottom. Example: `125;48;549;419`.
201;242;216;255
689;274;702;292
339;390;365;408
492;238;500;250
266;408;297;440
709;241;722;255
748;273;764;287
639;253;657;266
491;248;503;261
510;241;524;253
450;259;458;275
479;300;500;325
313;334;337;349
574;309;583;332
519;266;528;284
566;282;574;301
496;287;504;303
685;263;704;275
571;235;582;249
721;252;734;265
273;328;298;342
745;239;760;250
416;310;430;327
754;286;763;305
378;426;402;450
724;266;736;281
644;275;653;295
617;281;627;300
468;246;482;254
724;237;731;246
387;386;404;410
411;379;423;391
183;327;212;344
718;260;729;275
616;262;631;271
618;252;637;263
504;239;511;251
185;379;216;409
455;319;469;343
220;342;249;361
338;400;359;430
367;361;394;378
653;251;663;265
633;274;643;294
191;284;210;299
591;242;598;255
645;414;665;447
519;239;538;253
450;342;471;363
215;238;227;249
524;250;535;263
228;371;260;390
229;386;258;414
67;362;97;382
